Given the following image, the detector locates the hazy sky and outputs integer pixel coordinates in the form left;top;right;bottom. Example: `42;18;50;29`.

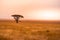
0;0;60;20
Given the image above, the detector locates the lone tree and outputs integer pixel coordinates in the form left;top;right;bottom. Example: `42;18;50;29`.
11;14;24;23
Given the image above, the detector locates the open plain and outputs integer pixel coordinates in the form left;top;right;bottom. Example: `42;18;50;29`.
0;20;60;40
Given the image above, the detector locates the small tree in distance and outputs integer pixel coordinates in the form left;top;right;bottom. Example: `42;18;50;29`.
11;14;24;23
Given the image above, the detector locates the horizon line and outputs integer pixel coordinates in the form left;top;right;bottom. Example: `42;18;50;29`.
0;19;60;22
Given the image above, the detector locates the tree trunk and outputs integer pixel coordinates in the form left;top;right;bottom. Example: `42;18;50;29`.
16;19;18;23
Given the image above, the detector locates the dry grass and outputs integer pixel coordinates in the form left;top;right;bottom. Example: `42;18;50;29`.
0;20;60;40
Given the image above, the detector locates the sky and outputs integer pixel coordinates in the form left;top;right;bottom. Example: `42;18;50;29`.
0;0;60;20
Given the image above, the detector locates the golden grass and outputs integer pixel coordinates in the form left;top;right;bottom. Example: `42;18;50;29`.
0;20;60;40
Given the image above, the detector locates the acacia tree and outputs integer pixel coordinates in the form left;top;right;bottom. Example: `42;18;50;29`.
11;14;24;23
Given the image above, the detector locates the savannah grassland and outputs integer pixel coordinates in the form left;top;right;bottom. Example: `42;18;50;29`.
0;20;60;40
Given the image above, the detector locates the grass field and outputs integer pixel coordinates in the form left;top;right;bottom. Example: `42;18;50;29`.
0;20;60;40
